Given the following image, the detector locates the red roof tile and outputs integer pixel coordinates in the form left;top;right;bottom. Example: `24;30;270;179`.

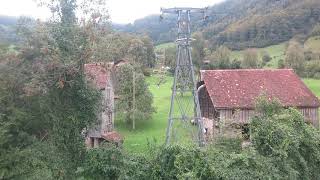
201;69;320;109
84;64;108;90
102;131;123;143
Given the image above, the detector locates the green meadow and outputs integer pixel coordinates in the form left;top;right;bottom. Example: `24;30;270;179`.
121;38;320;153
115;73;320;153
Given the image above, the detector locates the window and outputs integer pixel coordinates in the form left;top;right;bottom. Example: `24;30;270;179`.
214;110;220;119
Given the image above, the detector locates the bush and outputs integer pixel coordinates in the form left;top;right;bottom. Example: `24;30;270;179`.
304;60;320;78
80;143;124;180
251;98;320;179
311;24;320;37
230;58;242;69
278;59;285;69
75;97;320;179
242;49;260;69
142;68;152;77
262;51;272;64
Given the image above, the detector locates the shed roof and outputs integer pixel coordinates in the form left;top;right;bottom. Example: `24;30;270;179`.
84;64;109;90
200;69;320;109
102;131;123;143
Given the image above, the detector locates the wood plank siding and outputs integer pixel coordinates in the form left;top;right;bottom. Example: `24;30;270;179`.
199;87;319;128
298;108;319;128
199;85;216;119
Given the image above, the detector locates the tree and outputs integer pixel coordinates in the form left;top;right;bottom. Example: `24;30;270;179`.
251;96;320;179
0;0;108;178
261;51;272;66
164;46;177;73
285;40;305;75
141;35;156;68
278;59;285;69
127;38;147;66
311;24;320;37
116;64;155;130
211;46;231;69
191;32;206;68
242;49;259;68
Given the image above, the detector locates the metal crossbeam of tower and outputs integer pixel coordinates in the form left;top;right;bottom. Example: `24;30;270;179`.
161;7;207;146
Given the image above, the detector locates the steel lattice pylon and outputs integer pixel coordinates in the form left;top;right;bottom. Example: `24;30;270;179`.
161;7;207;146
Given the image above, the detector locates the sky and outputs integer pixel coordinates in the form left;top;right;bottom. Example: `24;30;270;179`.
0;0;224;24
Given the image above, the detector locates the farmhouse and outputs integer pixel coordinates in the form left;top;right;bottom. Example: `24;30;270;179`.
84;63;122;148
198;69;320;139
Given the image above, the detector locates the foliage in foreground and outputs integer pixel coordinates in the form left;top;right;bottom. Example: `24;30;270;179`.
77;98;320;180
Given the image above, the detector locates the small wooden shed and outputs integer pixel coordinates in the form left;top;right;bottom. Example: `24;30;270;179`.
198;69;320;139
84;63;119;148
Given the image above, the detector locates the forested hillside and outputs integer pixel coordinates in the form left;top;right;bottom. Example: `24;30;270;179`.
117;0;320;50
0;15;19;44
113;14;177;44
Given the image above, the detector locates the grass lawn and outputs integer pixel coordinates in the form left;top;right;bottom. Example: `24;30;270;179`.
230;42;287;68
303;79;320;97
118;39;320;153
115;75;320;153
115;74;198;153
303;78;320;126
115;75;173;153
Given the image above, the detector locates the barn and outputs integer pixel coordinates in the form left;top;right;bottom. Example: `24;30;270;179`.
84;63;122;148
198;69;320;139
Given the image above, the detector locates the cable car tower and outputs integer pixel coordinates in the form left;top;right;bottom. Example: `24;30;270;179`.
161;7;208;146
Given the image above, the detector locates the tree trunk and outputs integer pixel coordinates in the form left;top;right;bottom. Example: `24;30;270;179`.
132;70;136;130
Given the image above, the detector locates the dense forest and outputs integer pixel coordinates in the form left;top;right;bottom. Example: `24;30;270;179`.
117;0;320;50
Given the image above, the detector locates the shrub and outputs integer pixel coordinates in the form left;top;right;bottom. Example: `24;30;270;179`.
278;59;285;69
262;51;272;64
251;98;320;179
142;68;152;77
80;143;124;180
242;49;260;68
230;58;242;69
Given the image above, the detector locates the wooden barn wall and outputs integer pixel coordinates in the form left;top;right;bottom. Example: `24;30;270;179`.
218;108;319;128
199;87;215;119
298;108;319;128
219;109;255;124
233;110;255;124
198;86;319;129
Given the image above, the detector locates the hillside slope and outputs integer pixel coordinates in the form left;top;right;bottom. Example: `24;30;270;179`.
117;0;320;50
0;15;19;44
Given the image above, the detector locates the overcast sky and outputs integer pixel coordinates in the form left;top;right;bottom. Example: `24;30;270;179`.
0;0;224;24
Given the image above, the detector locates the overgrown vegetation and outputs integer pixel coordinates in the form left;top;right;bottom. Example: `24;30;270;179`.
0;0;156;178
1;0;320;179
116;64;155;130
0;0;105;178
78;98;320;180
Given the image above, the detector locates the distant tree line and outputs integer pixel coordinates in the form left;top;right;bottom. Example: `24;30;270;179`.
283;39;320;78
116;0;320;50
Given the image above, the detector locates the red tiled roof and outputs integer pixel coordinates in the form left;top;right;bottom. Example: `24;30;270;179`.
102;131;123;143
84;64;108;90
201;69;320;109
